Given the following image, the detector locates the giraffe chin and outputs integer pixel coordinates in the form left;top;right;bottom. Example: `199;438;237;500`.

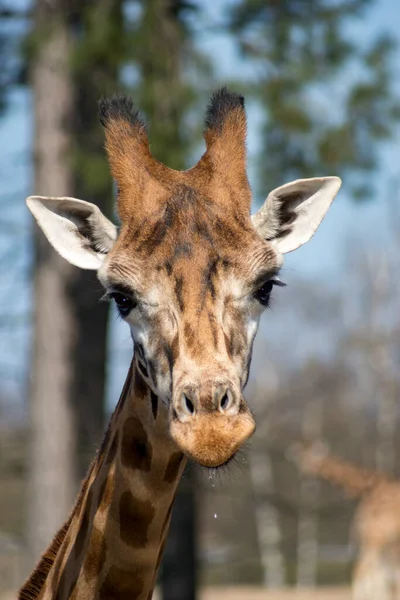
169;409;256;468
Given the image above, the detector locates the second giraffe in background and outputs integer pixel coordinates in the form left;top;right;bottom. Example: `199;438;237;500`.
294;443;400;600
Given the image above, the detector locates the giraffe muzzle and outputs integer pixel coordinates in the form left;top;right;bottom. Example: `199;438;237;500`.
169;382;256;467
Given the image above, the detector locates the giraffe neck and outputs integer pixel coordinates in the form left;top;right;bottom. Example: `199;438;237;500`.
19;361;186;600
306;454;389;498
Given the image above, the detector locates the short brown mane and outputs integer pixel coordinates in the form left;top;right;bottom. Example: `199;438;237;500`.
18;519;71;600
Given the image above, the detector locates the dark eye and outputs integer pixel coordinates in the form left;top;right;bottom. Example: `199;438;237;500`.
110;292;136;316
253;280;274;306
253;277;286;306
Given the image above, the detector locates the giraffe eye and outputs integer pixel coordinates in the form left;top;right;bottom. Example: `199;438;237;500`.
253;281;274;306
253;278;285;307
110;292;136;316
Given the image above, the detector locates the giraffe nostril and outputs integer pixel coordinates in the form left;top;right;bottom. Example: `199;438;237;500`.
183;394;195;415
220;392;229;410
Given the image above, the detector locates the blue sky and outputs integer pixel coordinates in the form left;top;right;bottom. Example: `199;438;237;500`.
1;0;400;409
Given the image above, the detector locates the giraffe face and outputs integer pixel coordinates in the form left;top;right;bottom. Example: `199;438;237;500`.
26;89;341;467
98;184;284;466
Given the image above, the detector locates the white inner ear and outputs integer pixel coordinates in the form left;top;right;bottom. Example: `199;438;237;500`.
252;176;342;254
27;196;118;270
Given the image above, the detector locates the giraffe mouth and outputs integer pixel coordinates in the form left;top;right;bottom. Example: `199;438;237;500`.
169;408;256;468
198;449;242;472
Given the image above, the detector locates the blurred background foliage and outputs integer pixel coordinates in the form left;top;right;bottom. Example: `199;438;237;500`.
0;0;400;597
229;0;400;197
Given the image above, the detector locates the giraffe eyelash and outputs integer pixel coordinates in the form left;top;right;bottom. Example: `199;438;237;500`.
100;289;138;319
271;276;286;287
253;276;287;307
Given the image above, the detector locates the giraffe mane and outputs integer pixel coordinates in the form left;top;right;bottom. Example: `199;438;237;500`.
18;519;72;600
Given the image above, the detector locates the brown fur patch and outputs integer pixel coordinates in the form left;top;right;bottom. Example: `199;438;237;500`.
207;311;218;348
121;417;152;472
99;565;145;600
163;452;184;484
119;491;155;548
174;274;185;311
83;527;107;581
170;335;179;362
99;467;115;514
184;322;196;350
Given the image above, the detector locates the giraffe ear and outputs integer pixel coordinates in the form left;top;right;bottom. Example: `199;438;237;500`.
251;177;342;253
27;196;118;270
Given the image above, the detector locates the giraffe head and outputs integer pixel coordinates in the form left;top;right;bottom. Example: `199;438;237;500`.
287;440;330;474
27;88;341;467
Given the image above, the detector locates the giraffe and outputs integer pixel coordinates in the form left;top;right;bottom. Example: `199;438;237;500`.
20;87;341;598
293;443;400;600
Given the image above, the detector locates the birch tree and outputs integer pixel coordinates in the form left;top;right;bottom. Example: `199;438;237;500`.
364;250;396;475
249;367;286;587
296;397;323;587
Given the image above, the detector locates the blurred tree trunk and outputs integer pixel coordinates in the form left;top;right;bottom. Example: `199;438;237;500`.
250;372;285;587
375;330;396;475
250;450;285;587
365;252;396;475
28;0;76;566
296;398;322;587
